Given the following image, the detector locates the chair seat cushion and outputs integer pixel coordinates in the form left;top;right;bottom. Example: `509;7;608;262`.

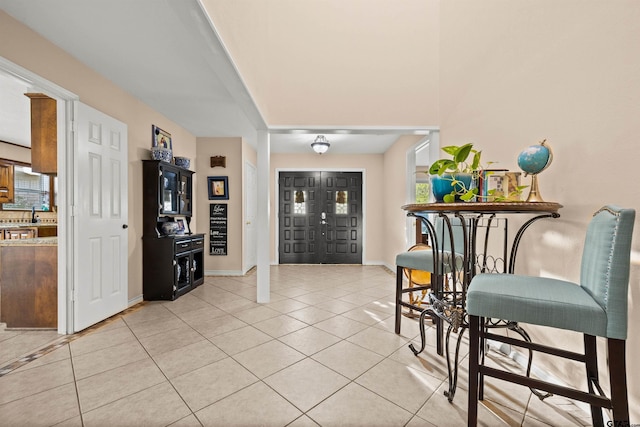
467;274;607;337
396;249;462;273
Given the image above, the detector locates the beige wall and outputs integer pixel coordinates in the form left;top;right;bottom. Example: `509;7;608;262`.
270;153;385;264
196;137;244;274
202;0;439;126
440;1;640;418
0;11;198;301
382;135;425;267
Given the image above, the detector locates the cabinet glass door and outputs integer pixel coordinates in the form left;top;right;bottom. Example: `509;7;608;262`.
175;252;191;290
179;174;192;215
192;249;204;286
161;169;179;214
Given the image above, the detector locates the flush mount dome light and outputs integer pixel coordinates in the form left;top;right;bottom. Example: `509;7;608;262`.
311;135;330;154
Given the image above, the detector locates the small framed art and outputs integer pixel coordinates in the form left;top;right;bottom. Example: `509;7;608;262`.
175;216;189;235
152;125;172;149
208;176;229;200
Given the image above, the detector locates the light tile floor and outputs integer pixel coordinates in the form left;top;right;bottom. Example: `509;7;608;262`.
0;265;592;426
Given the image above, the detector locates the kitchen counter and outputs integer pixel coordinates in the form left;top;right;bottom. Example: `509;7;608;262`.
0;222;57;228
0;223;58;241
0;236;57;246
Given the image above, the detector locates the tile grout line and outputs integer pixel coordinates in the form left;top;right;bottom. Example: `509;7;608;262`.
0;302;147;378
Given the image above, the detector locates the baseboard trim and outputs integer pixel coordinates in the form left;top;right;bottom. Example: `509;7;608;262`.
204;270;244;276
128;295;143;307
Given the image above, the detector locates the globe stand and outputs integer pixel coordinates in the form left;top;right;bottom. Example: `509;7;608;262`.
525;174;545;203
518;140;553;203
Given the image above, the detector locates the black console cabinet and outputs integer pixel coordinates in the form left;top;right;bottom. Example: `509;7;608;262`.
142;160;204;300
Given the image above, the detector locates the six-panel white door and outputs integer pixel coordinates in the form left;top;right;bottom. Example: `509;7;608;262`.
74;102;128;331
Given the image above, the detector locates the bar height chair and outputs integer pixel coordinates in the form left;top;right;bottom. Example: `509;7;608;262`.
467;205;635;427
395;215;465;354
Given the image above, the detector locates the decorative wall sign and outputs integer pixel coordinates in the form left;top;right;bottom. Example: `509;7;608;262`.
209;203;228;255
208;176;229;200
210;156;226;168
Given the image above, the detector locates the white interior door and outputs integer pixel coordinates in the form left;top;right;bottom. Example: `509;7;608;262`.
74;102;128;331
244;161;257;271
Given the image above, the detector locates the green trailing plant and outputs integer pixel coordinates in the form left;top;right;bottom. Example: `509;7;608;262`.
488;185;529;202
428;143;483;203
428;143;481;176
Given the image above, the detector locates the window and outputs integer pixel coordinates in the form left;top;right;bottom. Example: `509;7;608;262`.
293;190;306;214
2;165;56;211
335;191;348;214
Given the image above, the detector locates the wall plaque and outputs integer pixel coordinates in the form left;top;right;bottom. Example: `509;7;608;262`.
209;203;228;255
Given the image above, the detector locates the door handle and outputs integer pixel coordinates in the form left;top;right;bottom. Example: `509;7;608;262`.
122;224;128;229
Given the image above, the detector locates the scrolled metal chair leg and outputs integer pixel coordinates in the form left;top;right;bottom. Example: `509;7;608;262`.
444;323;467;402
409;307;431;356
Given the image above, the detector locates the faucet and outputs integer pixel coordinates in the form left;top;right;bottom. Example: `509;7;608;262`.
31;207;39;223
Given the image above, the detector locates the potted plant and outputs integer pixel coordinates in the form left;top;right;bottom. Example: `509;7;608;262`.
428;143;482;203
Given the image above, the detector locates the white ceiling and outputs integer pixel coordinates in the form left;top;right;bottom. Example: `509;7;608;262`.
0;0;427;154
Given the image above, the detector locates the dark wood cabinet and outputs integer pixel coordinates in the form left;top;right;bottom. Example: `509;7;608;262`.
142;235;204;300
142;160;203;300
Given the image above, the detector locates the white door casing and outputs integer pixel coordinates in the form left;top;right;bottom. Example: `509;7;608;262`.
244;161;257;271
74;102;128;331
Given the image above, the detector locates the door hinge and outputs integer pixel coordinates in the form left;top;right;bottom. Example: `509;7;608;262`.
69;205;75;217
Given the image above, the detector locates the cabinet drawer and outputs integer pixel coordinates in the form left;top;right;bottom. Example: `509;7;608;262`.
191;238;204;250
174;239;191;252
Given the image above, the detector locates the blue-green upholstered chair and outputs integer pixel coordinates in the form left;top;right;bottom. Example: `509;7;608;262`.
466;206;635;427
395;216;465;348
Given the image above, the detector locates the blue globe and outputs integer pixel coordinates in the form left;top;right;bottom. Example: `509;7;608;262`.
517;142;552;175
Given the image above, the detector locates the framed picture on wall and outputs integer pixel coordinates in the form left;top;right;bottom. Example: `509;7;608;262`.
208;176;229;200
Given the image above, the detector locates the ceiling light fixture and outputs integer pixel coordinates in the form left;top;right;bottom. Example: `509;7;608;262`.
311;135;330;154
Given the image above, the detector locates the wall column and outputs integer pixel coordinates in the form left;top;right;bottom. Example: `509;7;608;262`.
256;130;270;302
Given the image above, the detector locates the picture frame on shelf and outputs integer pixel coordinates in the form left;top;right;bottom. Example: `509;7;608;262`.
208;176;229;200
152;125;172;150
175;216;189;235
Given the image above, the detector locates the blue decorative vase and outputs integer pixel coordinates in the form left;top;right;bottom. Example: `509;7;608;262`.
431;173;474;202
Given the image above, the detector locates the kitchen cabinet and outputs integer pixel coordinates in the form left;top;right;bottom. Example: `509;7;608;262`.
25;93;57;175
0;243;57;328
142;160;202;300
0;161;14;203
36;225;58;237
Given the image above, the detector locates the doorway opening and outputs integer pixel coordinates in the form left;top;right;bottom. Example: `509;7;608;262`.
0;58;76;334
278;171;363;264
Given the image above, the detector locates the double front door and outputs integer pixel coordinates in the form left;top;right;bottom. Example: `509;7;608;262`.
279;171;362;264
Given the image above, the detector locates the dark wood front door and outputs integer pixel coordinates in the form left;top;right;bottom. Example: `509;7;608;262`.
279;171;362;264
